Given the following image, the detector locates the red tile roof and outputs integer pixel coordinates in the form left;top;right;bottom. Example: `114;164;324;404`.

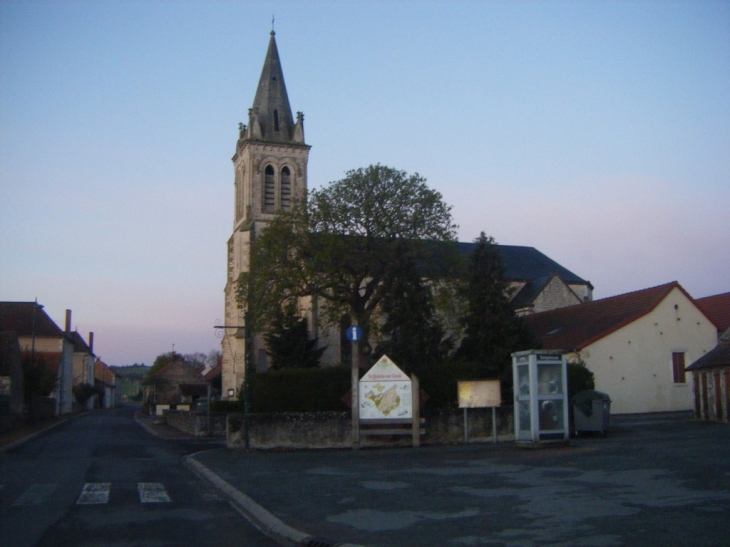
95;358;117;384
524;281;693;350
694;292;730;334
204;363;222;380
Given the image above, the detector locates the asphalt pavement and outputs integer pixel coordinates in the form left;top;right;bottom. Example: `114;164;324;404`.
186;412;730;547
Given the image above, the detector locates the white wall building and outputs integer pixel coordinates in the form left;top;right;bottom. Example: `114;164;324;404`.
525;282;718;414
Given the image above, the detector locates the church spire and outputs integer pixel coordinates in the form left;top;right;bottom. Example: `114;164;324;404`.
249;30;296;143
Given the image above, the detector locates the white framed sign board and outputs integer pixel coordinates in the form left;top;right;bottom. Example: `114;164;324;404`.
359;355;412;420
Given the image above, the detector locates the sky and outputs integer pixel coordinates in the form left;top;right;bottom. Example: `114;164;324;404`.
1;1;728;367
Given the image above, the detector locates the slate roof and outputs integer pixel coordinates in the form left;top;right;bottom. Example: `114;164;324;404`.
686;343;730;371
456;243;591;286
523;281;692;350
0;302;64;338
251;31;295;143
694;292;730;334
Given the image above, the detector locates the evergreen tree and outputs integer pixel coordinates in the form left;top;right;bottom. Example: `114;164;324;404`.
264;313;326;370
374;254;451;378
455;233;532;381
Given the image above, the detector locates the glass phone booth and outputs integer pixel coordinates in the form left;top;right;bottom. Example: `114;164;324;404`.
512;350;569;445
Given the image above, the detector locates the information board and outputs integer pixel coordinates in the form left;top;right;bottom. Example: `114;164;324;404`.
457;380;501;408
359;355;412;420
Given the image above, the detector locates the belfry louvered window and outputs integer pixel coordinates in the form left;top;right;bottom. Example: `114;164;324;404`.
280;167;291;210
264;165;275;211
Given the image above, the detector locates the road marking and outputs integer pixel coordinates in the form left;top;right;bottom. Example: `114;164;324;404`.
137;482;171;503
76;483;111;505
12;484;58;506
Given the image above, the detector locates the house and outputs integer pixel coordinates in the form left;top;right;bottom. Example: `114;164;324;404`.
523;282;718;414
68;330;96;409
0;302;75;415
695;292;730;342
145;360;207;416
686;291;730;422
94;358;120;409
685;342;730;423
220;31;593;399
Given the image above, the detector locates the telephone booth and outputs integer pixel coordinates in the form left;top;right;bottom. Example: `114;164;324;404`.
512;350;569;445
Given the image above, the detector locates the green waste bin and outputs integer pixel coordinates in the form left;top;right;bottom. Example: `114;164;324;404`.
571;390;611;436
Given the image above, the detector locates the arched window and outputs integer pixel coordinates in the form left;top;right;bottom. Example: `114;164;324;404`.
273;109;280;132
280;167;291;210
264;165;275;211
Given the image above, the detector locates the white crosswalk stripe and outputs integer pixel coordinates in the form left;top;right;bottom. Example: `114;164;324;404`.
137;482;171;503
11;484;57;506
76;482;111;505
10;482;174;507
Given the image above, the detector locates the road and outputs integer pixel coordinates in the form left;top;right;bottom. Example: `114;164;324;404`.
0;406;281;547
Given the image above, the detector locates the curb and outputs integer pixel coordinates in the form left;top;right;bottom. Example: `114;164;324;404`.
185;452;367;547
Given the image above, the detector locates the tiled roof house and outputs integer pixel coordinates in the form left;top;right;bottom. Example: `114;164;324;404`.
695;292;730;341
0;302;74;415
523;282;718;414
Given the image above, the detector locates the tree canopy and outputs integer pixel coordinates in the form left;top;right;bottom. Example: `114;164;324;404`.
238;164;458;366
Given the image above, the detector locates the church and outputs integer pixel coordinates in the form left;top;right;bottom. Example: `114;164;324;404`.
221;32;592;400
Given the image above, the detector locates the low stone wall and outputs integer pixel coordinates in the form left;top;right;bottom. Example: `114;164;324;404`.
227;406;515;449
164;410;228;437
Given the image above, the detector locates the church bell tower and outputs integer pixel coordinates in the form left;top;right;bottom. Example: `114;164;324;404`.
222;31;310;399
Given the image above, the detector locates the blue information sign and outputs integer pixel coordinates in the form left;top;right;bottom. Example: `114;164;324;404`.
345;325;363;342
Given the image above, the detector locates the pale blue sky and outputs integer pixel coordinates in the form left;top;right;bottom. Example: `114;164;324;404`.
2;1;728;366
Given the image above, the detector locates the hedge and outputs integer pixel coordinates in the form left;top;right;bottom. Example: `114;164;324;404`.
248;366;351;413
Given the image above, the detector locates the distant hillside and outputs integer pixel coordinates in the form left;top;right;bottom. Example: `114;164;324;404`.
110;364;150;378
110;365;150;399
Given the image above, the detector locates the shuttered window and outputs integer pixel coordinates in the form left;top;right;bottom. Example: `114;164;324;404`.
672;352;686;384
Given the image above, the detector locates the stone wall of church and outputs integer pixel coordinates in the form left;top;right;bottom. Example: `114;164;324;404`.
532;276;583;314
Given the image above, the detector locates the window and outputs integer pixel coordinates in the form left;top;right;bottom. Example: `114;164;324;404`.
280;167;291;210
273;109;279;132
672;352;686;384
263;165;275;211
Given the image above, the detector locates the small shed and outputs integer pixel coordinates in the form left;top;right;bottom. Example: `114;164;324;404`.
686;342;730;423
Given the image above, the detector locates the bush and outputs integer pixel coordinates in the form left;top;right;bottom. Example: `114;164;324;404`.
248;366;351;413
567;359;595;401
420;361;490;410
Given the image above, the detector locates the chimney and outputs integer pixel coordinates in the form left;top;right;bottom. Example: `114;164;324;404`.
65;309;72;333
88;332;94;354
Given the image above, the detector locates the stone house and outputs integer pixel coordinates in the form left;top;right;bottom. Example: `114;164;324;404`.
687;291;730;422
524;282;718;414
146;360;207;415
